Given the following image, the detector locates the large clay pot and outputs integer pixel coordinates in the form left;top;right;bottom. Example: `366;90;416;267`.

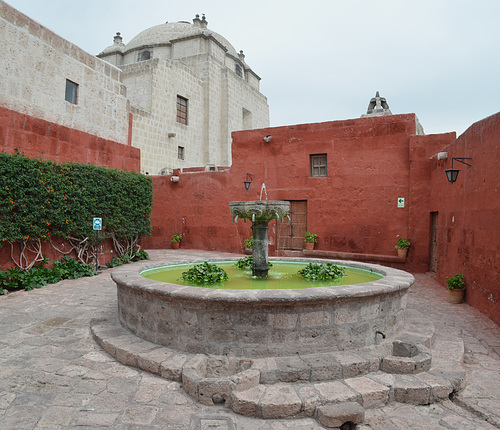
448;288;465;304
172;242;180;249
305;241;315;251
397;248;408;258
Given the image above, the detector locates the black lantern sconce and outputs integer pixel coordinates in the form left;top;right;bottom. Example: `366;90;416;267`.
244;173;253;191
445;157;472;184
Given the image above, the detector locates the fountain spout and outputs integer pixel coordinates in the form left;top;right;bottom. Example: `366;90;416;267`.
260;183;268;201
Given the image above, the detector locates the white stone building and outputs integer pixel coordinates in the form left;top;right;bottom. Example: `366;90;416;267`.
0;1;129;146
98;14;270;174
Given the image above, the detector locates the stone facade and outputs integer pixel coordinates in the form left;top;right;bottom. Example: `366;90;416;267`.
98;16;270;174
0;2;129;145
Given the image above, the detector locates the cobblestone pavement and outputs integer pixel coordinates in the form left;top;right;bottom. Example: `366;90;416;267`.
1;250;499;429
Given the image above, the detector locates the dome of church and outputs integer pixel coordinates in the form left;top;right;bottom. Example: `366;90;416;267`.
123;16;239;58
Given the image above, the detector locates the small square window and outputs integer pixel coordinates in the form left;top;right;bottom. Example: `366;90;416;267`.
176;96;188;125
178;146;185;160
310;154;327;177
65;79;78;104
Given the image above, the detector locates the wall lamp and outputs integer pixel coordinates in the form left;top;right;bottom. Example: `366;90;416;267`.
244;173;253;191
263;135;272;143
445;157;472;184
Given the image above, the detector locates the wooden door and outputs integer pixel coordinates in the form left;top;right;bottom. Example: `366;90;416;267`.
429;212;438;273
277;201;307;250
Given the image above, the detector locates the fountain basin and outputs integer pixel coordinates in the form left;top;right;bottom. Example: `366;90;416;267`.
112;257;414;358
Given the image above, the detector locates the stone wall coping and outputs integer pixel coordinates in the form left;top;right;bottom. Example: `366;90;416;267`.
111;256;414;305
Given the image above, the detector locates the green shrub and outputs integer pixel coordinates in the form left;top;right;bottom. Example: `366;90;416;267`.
180;262;228;286
0;256;96;294
296;263;346;282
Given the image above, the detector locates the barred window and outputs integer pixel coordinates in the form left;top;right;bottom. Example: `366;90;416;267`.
178;146;185;160
310;154;327;177
176;96;188;125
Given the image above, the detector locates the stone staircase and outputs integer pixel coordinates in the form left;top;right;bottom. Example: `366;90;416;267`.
91;309;465;428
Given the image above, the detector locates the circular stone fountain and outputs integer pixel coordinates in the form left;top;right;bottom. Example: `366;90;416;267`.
112;257;413;357
230;200;290;277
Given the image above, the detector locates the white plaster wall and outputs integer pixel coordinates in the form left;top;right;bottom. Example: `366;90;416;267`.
0;2;129;144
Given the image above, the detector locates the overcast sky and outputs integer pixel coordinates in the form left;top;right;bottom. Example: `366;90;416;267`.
6;0;500;136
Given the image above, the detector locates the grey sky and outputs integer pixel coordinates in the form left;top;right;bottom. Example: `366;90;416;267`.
5;0;500;136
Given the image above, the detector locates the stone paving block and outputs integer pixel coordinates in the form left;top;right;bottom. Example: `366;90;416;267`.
381;355;415;374
137;347;173;375
231;385;266;417
415;372;453;402
260;384;302;419
314;381;359;404
121;404;158;425
344;376;390;408
317;402;365;428
297;385;321;417
301;353;343;381
331;351;370;378
428;369;466;392
393;374;431;404
275;356;310;382
229;368;260;392
160;352;188;381
254;357;280;384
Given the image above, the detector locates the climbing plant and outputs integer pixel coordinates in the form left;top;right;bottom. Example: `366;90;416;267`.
0;151;152;268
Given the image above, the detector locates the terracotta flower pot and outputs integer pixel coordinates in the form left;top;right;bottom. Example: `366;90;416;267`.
305;241;315;251
448;288;465;304
172;242;180;249
397;248;408;258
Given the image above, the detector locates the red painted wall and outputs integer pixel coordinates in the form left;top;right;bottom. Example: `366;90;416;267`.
143;114;452;271
430;112;500;325
0;107;140;171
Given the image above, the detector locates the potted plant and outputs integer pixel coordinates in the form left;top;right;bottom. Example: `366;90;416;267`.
446;273;465;304
244;237;253;255
304;232;317;250
172;233;182;249
395;235;411;258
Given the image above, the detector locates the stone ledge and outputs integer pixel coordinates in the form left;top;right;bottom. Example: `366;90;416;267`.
303;249;406;265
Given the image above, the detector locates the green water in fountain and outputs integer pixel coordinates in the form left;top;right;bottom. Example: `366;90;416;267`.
141;261;383;290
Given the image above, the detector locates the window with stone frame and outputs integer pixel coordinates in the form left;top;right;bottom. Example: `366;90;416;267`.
178;146;185;160
176;96;188;125
138;50;151;61
65;79;78;104
310;154;327;177
235;63;243;77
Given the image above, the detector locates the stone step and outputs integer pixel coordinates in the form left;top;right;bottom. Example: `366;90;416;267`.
229;371;455;420
89;309;465;428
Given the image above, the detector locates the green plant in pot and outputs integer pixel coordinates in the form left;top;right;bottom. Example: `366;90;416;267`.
172;233;182;249
244;237;253;255
395;235;411;258
304;232;317;250
446;273;465;304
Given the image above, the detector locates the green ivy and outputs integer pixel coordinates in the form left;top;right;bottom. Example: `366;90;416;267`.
180;262;229;286
0;151;152;247
296;263;346;282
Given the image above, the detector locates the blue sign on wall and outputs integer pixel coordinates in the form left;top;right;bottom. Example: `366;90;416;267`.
93;217;102;231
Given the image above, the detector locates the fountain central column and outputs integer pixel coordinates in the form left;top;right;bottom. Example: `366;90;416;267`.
252;221;270;277
230;200;290;278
